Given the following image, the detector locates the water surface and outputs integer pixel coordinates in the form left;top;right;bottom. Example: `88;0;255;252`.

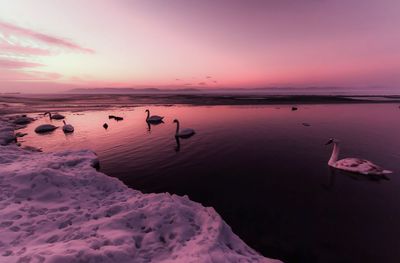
19;104;400;263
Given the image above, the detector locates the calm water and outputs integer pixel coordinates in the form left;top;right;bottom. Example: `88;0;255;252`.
19;104;400;263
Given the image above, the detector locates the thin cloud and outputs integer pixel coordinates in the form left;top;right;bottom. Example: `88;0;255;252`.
0;43;52;56
0;20;94;53
0;69;61;81
0;21;94;84
0;58;43;69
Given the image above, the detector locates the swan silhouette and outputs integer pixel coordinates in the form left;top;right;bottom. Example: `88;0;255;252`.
62;120;74;133
173;119;195;138
326;138;392;176
35;124;58;133
145;109;164;123
44;112;65;120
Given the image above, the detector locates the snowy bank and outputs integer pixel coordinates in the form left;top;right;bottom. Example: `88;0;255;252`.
0;118;281;263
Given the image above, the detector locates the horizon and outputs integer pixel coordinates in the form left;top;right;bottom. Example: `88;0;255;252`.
1;0;400;93
2;86;400;96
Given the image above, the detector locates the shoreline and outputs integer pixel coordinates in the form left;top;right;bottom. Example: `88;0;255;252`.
0;116;281;263
1;94;399;115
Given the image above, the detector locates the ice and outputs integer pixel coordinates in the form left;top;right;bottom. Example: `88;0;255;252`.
0;117;281;263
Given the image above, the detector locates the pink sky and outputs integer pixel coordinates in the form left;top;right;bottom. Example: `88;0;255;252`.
0;0;400;93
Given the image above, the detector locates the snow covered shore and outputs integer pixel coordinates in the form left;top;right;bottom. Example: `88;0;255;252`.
0;117;280;263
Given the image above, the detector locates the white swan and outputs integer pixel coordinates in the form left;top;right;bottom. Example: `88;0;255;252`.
326;138;392;175
62;120;74;133
145;109;164;123
44;112;65;120
34;124;57;133
173;119;195;138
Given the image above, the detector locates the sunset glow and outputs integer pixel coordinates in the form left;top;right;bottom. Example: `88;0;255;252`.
1;0;400;93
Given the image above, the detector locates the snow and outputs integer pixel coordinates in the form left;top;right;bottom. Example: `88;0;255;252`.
0;117;281;263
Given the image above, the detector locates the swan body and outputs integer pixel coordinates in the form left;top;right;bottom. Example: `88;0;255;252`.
145;109;164;123
173;119;195;138
109;115;123;121
35;124;57;133
62;120;74;133
326;138;392;176
14;116;34;125
45;112;65;120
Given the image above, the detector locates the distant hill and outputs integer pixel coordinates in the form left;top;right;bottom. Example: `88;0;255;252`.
66;86;400;96
67;88;201;94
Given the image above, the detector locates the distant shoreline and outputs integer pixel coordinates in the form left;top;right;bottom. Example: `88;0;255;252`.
1;94;399;114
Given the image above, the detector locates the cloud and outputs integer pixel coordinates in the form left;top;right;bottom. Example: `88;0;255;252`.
0;69;61;81
206;76;212;79
0;43;52;56
0;58;43;69
0;21;94;85
0;21;94;53
198;82;207;85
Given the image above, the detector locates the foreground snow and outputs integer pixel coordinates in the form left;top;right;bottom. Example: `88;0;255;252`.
0;118;280;263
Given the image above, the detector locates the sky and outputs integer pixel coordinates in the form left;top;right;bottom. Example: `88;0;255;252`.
0;0;399;93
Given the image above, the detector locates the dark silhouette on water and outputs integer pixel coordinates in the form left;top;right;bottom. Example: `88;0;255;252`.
109;115;124;121
62;120;74;133
146;120;164;132
173;119;195;138
175;136;181;152
34;124;57;133
145;109;164;123
44;112;65;120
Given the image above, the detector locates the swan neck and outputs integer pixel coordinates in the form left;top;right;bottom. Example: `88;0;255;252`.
329;142;340;165
175;121;180;134
146;111;150;119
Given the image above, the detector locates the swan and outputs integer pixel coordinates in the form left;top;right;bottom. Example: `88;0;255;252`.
34;124;58;133
109;115;123;121
173;119;195;138
62;120;74;133
326;138;392;176
14;115;34;125
145;109;164;123
44;112;65;120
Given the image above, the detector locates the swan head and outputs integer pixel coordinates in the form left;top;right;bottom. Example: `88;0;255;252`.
145;109;149;113
173;119;179;124
325;138;340;145
44;112;50;116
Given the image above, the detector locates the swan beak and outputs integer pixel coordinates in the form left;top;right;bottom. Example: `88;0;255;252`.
325;139;333;145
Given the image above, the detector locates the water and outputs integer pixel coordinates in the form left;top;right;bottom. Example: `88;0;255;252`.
19;104;400;263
